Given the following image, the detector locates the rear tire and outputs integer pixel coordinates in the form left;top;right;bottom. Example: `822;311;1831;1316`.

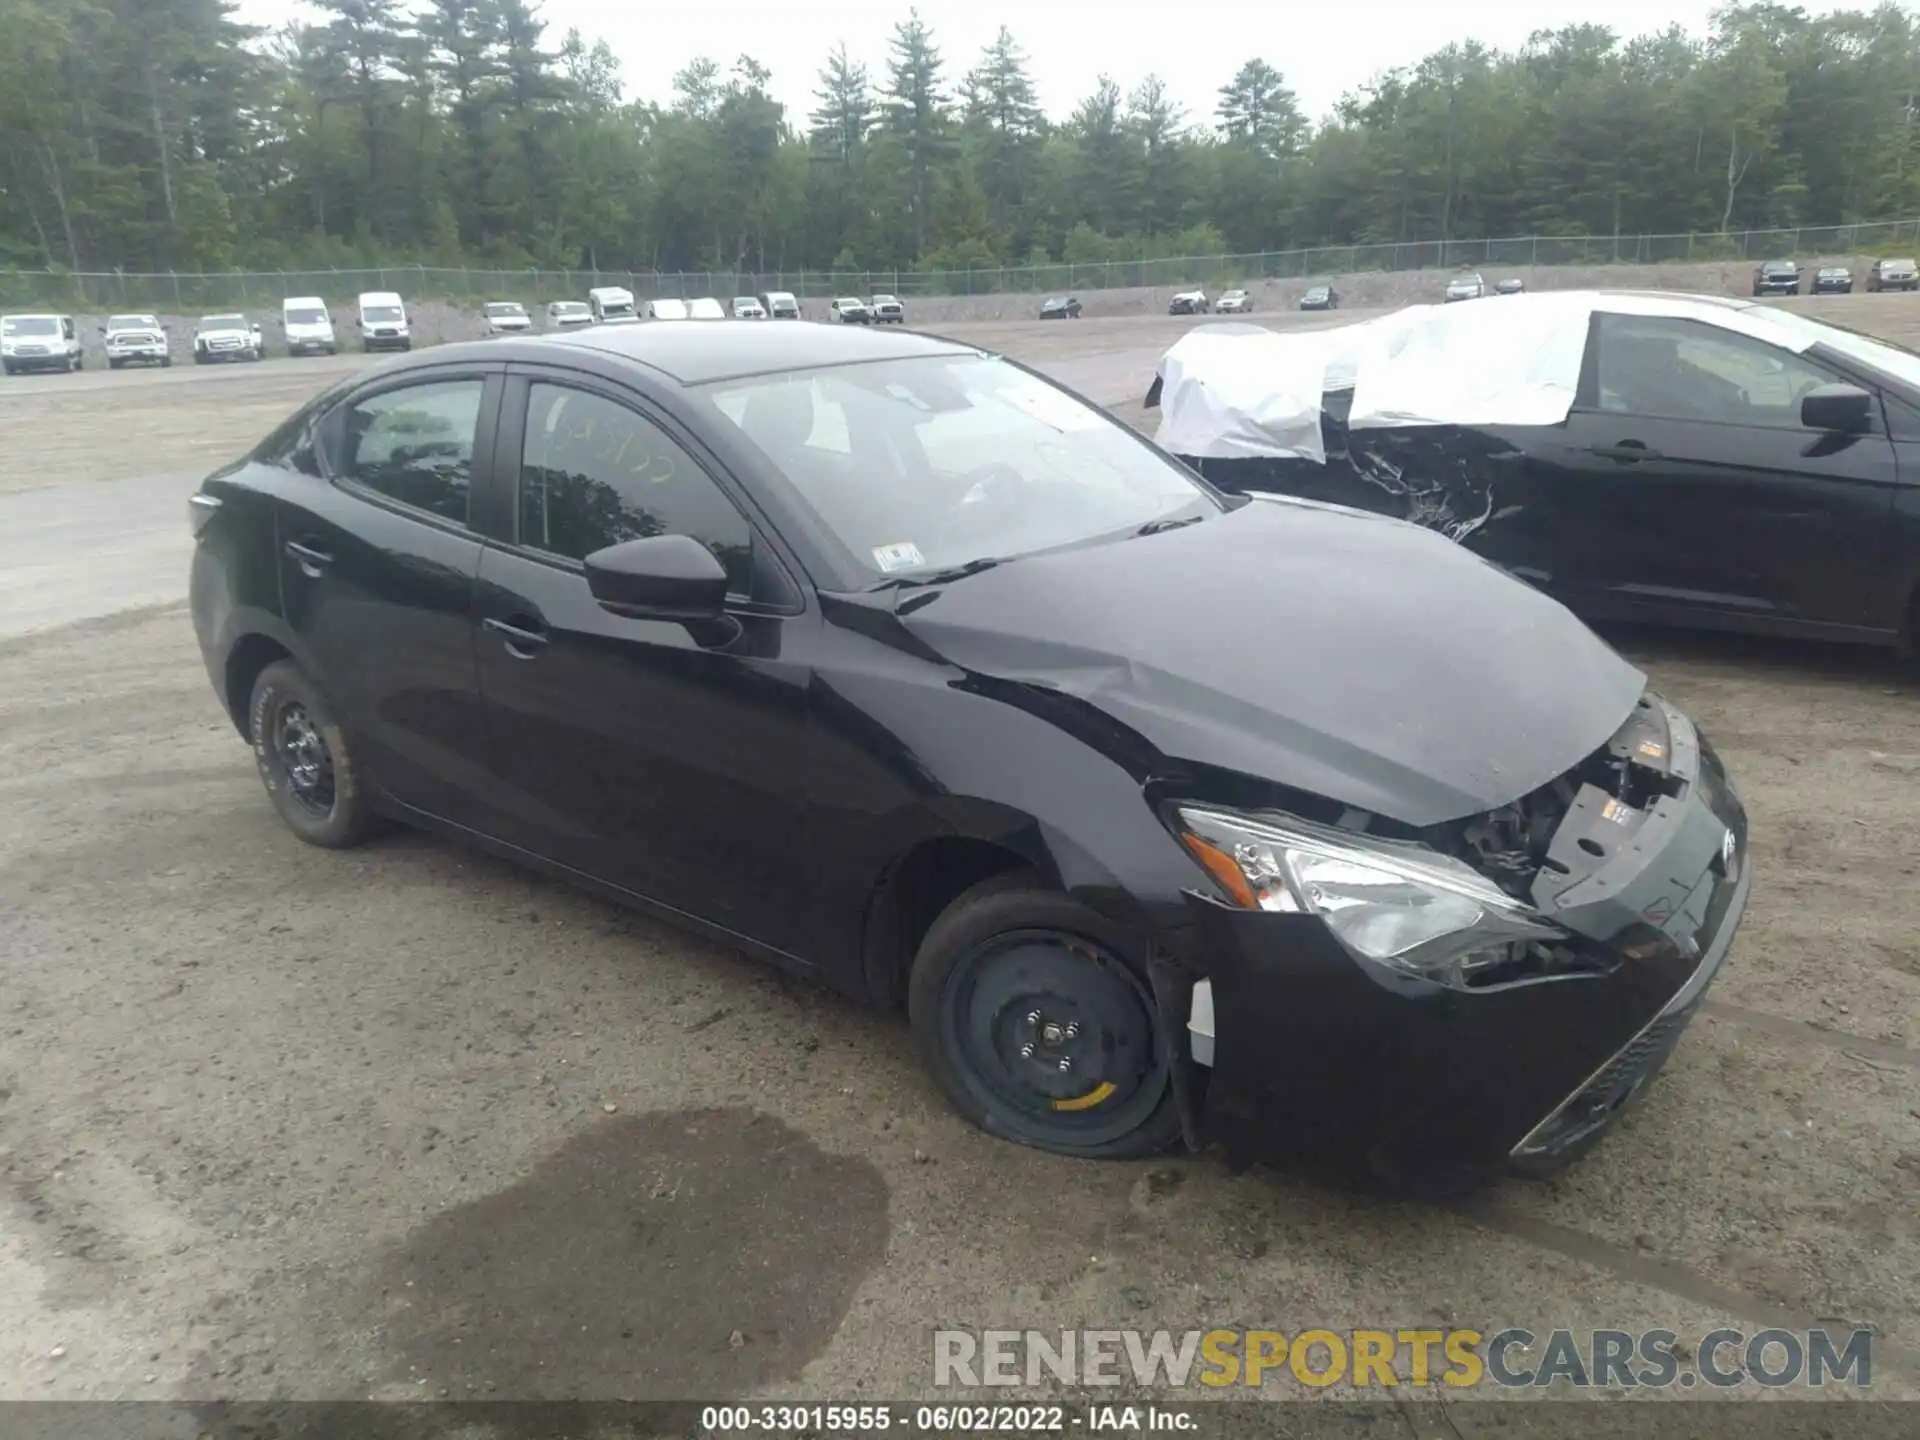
908;873;1182;1160
247;660;384;849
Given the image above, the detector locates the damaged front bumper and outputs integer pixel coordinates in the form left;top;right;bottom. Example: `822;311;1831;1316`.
1176;692;1750;1186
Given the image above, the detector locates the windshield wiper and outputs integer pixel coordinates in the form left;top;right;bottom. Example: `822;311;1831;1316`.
868;556;1008;591
1135;513;1206;537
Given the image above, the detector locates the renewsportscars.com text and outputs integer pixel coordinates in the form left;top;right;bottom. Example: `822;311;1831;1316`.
933;1327;1874;1390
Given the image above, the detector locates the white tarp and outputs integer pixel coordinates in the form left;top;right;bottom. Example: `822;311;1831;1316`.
1152;290;1829;457
1151;323;1333;462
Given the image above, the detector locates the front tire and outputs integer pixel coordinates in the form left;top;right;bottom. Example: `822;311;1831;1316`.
908;873;1181;1160
247;660;383;849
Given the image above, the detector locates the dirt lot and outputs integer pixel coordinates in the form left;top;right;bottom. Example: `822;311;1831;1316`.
0;300;1917;1413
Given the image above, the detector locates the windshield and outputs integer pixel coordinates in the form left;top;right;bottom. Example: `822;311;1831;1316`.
1758;306;1920;390
285;307;328;325
108;314;157;330
362;305;404;324
702;355;1213;582
1763;263;1796;275
485;303;525;318
4;317;60;336
202;314;246;330
1305;288;1328;299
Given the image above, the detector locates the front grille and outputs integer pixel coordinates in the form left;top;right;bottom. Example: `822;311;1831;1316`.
1512;1001;1699;1161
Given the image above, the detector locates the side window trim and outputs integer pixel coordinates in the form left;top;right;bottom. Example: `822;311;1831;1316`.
494;368;804;615
320;368;504;534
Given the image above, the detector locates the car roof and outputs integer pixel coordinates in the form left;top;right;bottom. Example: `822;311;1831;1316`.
428;316;978;385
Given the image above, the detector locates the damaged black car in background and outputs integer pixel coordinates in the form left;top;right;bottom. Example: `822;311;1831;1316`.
1149;291;1920;651
190;320;1750;1192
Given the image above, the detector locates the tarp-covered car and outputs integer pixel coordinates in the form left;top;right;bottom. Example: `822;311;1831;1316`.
1146;290;1920;651
1168;290;1209;315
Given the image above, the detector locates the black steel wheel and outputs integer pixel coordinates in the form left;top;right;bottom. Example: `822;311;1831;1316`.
909;874;1181;1159
246;660;383;848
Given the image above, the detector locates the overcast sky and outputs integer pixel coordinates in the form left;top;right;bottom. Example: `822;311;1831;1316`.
233;0;1839;127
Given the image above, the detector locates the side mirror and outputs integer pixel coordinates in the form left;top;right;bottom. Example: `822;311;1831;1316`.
1800;382;1873;433
584;534;729;624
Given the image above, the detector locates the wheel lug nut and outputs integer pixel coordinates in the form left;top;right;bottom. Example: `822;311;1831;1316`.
1058;1057;1072;1072
1026;1011;1041;1025
1063;1023;1078;1039
1019;1043;1034;1058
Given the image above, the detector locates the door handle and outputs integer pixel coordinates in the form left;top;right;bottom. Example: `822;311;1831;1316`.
284;539;333;575
482;614;549;657
1588;441;1662;463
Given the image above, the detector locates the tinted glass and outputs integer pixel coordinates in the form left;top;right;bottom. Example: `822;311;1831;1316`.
519;384;752;595
362;306;404;323
341;379;484;523
285;307;328;325
1595;315;1842;428
703;355;1211;582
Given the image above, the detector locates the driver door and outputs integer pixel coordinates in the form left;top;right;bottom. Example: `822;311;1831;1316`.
1553;313;1899;629
471;372;818;959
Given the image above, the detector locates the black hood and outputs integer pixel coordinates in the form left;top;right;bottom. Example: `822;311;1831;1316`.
897;497;1645;826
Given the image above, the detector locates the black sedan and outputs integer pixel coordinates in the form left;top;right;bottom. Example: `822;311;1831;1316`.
1299;285;1338;311
1812;267;1853;295
188;321;1750;1188
1157;294;1920;653
1039;296;1082;320
1753;260;1801;295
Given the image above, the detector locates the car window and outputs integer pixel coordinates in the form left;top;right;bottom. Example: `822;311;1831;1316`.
340;379;484;524
1593;314;1843;428
518;384;753;597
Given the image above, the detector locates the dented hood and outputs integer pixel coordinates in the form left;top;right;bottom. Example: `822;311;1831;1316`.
897;498;1646;826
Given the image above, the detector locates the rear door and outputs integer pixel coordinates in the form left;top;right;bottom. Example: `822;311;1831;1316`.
1550;313;1899;630
469;368;818;958
280;364;503;824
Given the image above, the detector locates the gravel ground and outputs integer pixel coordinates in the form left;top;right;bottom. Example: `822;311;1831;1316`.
0;302;1916;1413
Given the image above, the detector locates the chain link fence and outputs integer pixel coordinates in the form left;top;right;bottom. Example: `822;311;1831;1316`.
7;219;1920;312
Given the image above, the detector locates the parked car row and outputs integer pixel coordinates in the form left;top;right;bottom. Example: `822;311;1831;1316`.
827;295;908;324
1753;257;1920;295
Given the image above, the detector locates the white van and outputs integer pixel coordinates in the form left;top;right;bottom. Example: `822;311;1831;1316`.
761;290;800;320
1;313;83;375
645;298;690;321
356;291;411;352
282;296;337;356
588;286;637;323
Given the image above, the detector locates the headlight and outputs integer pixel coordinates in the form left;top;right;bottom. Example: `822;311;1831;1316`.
1175;806;1566;990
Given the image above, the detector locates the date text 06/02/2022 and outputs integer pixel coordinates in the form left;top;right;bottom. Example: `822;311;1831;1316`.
699;1404;1197;1432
